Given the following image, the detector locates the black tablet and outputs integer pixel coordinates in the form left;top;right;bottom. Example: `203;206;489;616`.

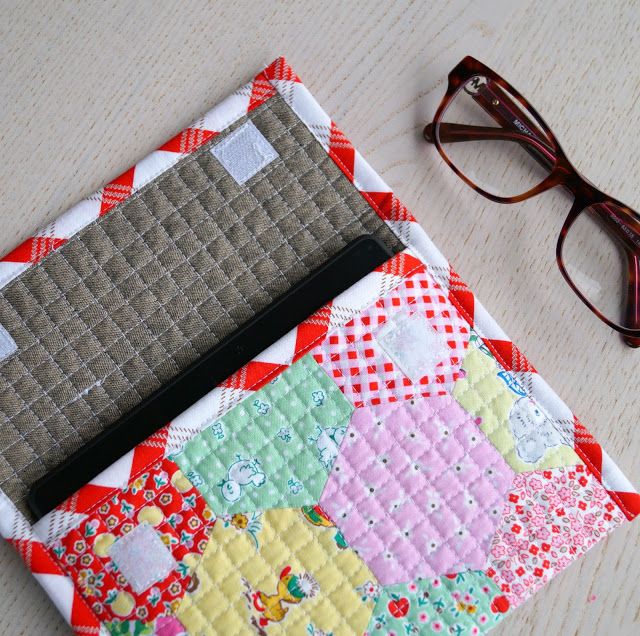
28;235;393;518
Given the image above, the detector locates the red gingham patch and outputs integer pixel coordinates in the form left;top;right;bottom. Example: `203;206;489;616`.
312;267;469;407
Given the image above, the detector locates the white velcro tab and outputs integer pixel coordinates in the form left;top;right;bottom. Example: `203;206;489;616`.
0;324;17;362
211;121;278;184
109;523;177;593
375;311;449;383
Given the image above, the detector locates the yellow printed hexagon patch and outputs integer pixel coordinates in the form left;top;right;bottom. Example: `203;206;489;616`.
177;506;377;635
453;347;581;472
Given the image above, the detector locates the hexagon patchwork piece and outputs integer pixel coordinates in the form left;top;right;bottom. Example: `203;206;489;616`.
319;395;515;585
172;355;354;514
312;267;470;407
486;466;625;608
365;570;510;635
453;343;582;472
176;507;377;635
52;458;214;625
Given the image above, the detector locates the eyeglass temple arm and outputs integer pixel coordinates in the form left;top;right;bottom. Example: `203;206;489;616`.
429;77;557;161
624;254;640;346
588;203;640;346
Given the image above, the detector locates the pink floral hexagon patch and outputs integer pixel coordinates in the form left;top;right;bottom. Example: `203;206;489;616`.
486;466;625;608
319;395;514;585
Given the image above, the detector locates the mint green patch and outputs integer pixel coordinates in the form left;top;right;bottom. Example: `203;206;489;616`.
172;355;354;514
365;570;509;635
106;620;154;636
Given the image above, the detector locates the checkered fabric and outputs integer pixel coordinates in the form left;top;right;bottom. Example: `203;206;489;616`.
312;266;470;406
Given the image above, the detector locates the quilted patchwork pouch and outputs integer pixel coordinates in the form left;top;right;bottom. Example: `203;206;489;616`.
0;58;637;636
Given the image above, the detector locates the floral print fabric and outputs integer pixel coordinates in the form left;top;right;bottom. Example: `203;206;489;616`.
319;396;514;584
486;465;625;607
54;459;214;626
364;570;509;635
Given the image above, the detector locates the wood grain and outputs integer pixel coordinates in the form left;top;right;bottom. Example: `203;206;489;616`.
0;1;638;634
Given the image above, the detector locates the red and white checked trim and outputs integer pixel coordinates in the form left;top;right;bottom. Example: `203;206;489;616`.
0;492;103;635
0;74;274;290
0;56;637;635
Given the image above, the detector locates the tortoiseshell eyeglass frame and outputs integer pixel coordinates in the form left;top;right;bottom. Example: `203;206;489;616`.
423;56;640;348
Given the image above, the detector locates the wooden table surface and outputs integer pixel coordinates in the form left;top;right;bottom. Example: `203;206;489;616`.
0;1;638;634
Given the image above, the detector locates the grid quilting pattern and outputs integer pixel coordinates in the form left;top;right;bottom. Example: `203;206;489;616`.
52;458;214;624
319;395;515;585
172;355;354;515
176;507;377;636
0;94;403;516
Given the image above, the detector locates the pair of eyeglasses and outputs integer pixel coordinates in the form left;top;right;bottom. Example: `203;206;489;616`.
423;56;640;348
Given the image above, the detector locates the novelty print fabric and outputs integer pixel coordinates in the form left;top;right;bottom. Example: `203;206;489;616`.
0;57;637;636
171;355;354;515
364;570;510;635
176;507;376;635
453;339;581;473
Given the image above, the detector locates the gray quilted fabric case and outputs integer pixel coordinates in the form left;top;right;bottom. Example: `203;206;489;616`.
0;94;403;516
